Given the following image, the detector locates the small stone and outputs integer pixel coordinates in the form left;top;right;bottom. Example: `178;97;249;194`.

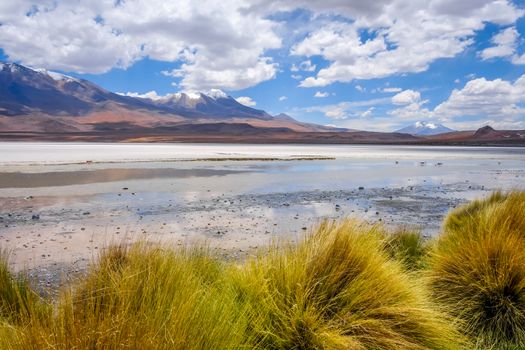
31;214;40;220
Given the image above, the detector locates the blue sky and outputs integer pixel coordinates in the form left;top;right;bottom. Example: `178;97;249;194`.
1;1;525;131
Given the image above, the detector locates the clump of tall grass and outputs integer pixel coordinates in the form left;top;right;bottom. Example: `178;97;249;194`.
12;244;253;349
382;229;429;270
0;251;48;324
429;191;525;349
232;220;462;349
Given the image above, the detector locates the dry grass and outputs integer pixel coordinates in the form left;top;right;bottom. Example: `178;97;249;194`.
429;191;525;349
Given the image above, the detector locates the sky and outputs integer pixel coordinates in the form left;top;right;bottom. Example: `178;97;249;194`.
1;1;525;131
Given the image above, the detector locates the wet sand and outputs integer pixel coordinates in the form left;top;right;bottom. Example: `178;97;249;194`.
0;143;524;292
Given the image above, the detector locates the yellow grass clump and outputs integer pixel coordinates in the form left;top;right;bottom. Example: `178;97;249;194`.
382;229;429;270
429;191;525;349
232;220;462;349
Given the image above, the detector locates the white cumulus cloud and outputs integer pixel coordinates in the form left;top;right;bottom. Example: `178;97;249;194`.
314;91;329;98
480;27;518;60
289;0;523;87
391;90;421;105
290;60;316;72
235;96;257;107
434;75;525;119
0;0;281;90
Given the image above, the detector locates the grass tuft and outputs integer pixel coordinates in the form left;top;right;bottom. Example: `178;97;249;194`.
232;220;462;349
0;251;48;324
429;191;525;349
382;229;429;270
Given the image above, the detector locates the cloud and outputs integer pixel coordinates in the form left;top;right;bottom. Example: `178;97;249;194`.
278;96;287;101
389;75;525;128
391;90;421;105
306;72;525;130
480;26;518;60
304;97;391;120
382;87;402;93
355;85;365;92
290;60;316;72
477;26;525;65
290;1;523;87
0;0;281;90
434;75;525;120
235;96;257;106
360;107;374;118
118;91;163;100
291;74;303;80
325;106;348;119
314;91;329;98
163;57;278;90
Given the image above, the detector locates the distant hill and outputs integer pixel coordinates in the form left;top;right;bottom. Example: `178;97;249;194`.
425;125;525;144
396;121;454;135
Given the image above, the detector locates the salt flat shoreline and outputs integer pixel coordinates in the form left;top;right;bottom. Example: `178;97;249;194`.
2;142;525;167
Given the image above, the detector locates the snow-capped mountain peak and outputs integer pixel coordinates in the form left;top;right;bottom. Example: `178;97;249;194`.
206;88;228;99
36;69;79;83
396;121;454;136
414;121;437;129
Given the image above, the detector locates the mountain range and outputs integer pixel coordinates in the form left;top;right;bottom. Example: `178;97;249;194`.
0;62;524;145
0;62;337;133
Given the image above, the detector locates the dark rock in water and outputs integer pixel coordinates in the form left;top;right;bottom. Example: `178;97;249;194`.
82;212;90;215
358;187;364;190
122;187;129;190
32;214;40;220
